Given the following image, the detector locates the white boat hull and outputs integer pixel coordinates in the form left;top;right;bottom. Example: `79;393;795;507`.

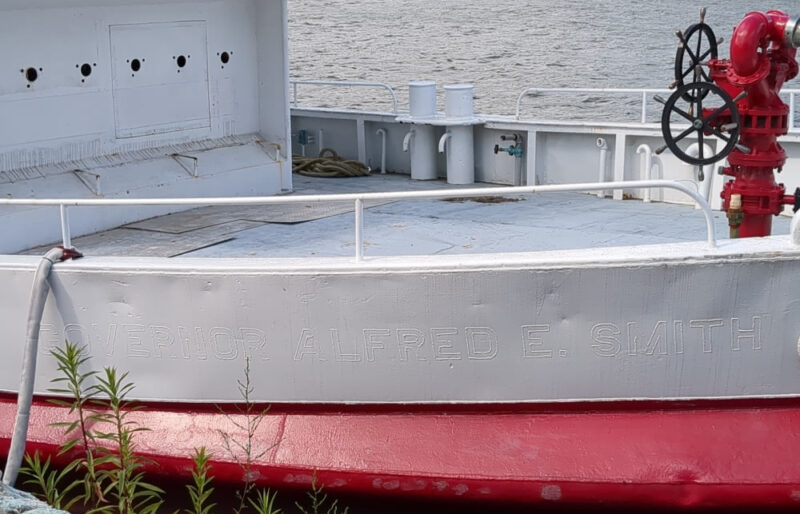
2;237;799;404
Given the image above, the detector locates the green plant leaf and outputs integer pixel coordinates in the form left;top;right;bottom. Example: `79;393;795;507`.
57;437;81;455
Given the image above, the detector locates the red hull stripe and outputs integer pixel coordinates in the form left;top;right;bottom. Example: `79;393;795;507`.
2;396;800;507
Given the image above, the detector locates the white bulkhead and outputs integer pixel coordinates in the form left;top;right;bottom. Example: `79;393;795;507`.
0;0;292;253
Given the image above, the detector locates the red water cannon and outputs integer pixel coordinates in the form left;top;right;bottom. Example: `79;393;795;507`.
656;8;800;237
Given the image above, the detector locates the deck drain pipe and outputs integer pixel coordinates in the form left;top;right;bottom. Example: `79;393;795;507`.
376;128;387;174
687;143;715;207
438;132;451;154
2;247;65;487
596;138;609;198
636;144;654;202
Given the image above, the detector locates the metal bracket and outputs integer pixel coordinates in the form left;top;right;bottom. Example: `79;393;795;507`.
172;153;199;177
256;140;282;162
72;169;102;196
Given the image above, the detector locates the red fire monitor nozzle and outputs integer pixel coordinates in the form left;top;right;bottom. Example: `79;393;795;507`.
660;10;800;238
714;11;800;237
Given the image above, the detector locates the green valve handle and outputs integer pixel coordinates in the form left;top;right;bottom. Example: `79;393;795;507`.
494;144;524;157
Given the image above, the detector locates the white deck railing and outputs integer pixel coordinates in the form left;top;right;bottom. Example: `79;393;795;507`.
288;81;800;129
290;80;399;115
514;88;670;123
1;180;717;260
514;87;800;128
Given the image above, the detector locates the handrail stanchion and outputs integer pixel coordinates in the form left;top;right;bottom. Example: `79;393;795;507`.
59;205;72;250
515;88;534;119
354;198;364;262
641;91;647;124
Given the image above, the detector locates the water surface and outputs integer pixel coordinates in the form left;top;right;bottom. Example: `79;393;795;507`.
289;1;800;120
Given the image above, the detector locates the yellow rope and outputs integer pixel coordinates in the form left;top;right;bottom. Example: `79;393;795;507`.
292;148;371;178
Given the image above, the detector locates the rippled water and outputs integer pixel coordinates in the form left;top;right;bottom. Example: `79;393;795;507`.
289;1;799;120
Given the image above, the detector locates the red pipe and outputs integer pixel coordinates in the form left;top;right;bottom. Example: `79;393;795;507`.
730;12;769;77
730;11;792;107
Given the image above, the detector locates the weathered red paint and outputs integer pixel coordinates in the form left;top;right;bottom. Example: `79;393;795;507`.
3;395;800;508
711;10;799;237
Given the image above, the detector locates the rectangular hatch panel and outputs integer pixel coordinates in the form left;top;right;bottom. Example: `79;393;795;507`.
110;21;211;139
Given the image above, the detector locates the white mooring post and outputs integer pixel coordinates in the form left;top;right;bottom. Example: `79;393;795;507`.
442;84;475;185
405;81;438;181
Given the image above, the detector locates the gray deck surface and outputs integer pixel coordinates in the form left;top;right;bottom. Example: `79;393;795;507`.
26;173;792;258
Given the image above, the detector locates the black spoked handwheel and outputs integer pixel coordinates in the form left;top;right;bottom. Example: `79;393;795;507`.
660;82;740;167
674;23;718;102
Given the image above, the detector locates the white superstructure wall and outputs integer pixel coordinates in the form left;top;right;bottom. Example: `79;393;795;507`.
0;0;291;170
0;0;292;253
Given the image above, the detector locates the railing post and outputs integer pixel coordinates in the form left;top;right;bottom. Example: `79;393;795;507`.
515;88;533;119
386;86;399;115
354;198;364;262
641;91;647;124
59;205;72;249
790;92;795;131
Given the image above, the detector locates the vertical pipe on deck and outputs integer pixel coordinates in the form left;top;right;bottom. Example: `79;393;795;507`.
636;145;653;202
596;138;609;198
376;128;387;174
356;119;367;164
612;135;627;200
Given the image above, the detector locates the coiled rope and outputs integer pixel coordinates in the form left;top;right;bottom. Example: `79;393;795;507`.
292;148;371;178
